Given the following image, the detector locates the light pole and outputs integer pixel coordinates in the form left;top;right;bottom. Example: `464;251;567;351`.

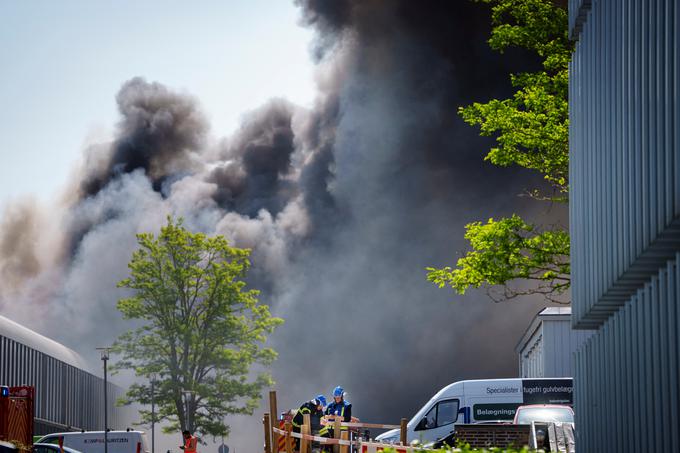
181;390;196;433
96;347;112;453
150;374;157;453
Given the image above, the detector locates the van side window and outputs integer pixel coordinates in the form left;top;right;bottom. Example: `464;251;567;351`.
437;399;459;426
424;405;437;429
416;399;460;430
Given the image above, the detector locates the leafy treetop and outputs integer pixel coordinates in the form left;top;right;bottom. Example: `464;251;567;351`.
112;217;283;438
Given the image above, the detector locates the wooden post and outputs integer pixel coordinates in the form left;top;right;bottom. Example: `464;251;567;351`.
333;417;341;453
284;421;293;453
263;413;273;453
400;418;408;446
269;391;279;451
340;431;349;453
301;413;311;453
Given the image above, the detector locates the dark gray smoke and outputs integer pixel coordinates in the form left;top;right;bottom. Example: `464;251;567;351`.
262;0;553;439
209;100;296;218
0;1;562;451
81;77;207;198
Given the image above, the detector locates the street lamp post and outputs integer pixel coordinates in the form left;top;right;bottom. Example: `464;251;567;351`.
96;347;112;453
181;390;196;433
150;374;157;453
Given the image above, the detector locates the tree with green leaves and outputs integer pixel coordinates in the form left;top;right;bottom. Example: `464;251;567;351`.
112;217;283;439
427;0;571;303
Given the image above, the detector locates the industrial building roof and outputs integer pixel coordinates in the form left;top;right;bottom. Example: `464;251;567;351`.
0;313;95;373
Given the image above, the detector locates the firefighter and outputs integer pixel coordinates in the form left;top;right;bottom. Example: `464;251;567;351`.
292;395;326;449
319;386;352;439
180;430;198;453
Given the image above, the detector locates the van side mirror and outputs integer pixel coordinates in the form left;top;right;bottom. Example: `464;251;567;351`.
414;417;427;431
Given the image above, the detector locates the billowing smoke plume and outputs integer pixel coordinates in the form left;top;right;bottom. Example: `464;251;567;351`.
0;1;562;450
81;77;207;197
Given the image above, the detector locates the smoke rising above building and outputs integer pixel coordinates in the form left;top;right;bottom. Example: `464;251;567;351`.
0;1;560;450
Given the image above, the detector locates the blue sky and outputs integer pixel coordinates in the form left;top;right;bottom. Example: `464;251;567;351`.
0;0;316;203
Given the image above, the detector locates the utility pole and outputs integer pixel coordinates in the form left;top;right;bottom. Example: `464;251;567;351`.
96;347;112;453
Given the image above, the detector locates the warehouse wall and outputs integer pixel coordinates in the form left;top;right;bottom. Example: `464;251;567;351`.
542;320;592;378
0;334;128;433
570;0;680;328
519;325;544;378
517;312;593;379
570;0;680;450
575;254;680;452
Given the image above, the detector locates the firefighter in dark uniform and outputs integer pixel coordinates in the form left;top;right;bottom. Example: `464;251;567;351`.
292;395;327;449
319;386;352;439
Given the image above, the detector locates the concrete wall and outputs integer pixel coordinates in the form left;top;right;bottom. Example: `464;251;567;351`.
569;0;680;450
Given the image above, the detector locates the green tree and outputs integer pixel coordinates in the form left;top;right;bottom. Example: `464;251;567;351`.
427;0;571;303
112;217;283;438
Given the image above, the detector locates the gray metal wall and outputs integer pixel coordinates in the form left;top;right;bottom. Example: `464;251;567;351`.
570;0;680;450
575;254;680;452
518;318;592;378
570;0;680;328
542;320;592;378
0;334;127;433
519;325;544;378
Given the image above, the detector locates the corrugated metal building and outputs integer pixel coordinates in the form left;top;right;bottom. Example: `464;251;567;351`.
515;307;593;379
569;0;680;450
0;314;131;435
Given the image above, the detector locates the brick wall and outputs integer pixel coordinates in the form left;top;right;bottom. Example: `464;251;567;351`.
453;424;530;449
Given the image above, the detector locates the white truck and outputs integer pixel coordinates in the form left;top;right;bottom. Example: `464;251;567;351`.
375;377;572;444
36;430;149;453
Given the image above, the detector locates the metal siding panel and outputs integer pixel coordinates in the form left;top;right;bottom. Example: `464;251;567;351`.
635;0;643;258
626;0;636;285
671;254;680;451
0;337;3;383
0;337;5;383
623;299;633;449
650;275;662;451
612;0;620;280
656;0;665;235
611;310;620;452
647;0;656;243
543;322;553;377
556;322;566;376
660;260;671;451
635;289;644;452
665;0;674;225
643;284;654;451
591;327;599;450
675;0;680;216
11;341;16;384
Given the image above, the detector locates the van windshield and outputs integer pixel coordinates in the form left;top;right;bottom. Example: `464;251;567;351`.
516;407;574;424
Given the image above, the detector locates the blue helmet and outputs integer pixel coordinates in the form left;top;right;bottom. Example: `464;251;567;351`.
333;386;345;398
315;395;327;408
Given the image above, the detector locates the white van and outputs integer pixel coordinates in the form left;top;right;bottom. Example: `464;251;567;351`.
375;377;572;444
37;430;149;453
